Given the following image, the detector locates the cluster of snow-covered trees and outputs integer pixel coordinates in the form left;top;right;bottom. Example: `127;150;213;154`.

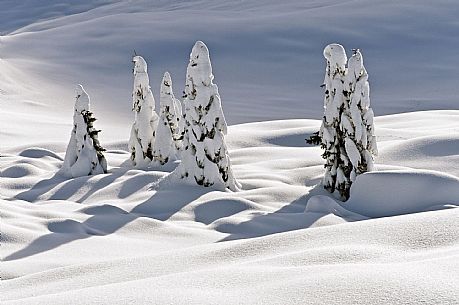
61;41;240;191
60;41;377;200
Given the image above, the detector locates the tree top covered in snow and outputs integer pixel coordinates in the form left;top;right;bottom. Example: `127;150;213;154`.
75;84;89;112
323;43;347;71
161;71;173;96
187;40;214;88
347;49;365;80
132;55;148;75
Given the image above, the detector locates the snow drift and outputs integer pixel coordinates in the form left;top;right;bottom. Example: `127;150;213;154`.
345;170;459;218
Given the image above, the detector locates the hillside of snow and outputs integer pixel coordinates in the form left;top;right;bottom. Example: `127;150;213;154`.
1;0;459;304
1;0;459;148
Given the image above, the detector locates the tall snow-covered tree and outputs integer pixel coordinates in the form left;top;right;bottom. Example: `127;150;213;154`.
340;49;378;183
316;45;377;200
128;55;159;168
154;72;183;165
318;43;350;200
178;41;240;191
61;84;107;177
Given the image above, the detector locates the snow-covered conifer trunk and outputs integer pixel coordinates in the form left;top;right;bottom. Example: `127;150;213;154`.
128;56;159;168
154;72;183;165
341;49;378;182
319;43;350;200
61;85;107;177
178;41;240;191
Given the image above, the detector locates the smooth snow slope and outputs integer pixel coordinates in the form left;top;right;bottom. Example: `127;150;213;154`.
1;111;459;304
1;0;459;149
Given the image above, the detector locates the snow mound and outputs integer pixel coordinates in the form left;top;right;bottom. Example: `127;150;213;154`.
18;147;63;160
345;170;459;218
1;163;44;178
378;135;459;176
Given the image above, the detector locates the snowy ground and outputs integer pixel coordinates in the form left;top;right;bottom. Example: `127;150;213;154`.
1;1;459;304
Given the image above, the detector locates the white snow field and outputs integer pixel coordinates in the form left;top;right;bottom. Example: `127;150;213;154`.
1;1;459;304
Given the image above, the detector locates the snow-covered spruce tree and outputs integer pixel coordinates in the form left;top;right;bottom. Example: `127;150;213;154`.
318;43;350;200
178;41;240;191
153;72;184;165
61;84;107;177
340;49;378;183
128;55;159;168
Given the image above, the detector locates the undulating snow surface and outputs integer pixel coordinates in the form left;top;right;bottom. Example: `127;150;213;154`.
2;111;459;304
1;1;459;304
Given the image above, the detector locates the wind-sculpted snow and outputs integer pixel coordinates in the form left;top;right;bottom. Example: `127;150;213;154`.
2;112;459;304
0;0;119;34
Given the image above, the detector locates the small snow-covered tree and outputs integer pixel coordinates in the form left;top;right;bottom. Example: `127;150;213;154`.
128;55;159;168
61;84;107;177
318;43;350;200
178;41;240;191
154;72;183;165
340;49;378;183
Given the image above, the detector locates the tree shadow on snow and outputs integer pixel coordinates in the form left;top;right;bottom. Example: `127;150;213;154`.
7;166;334;260
14;173;68;202
131;182;210;221
15;168;138;203
3;208;137;261
4;176;210;261
216;184;330;242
